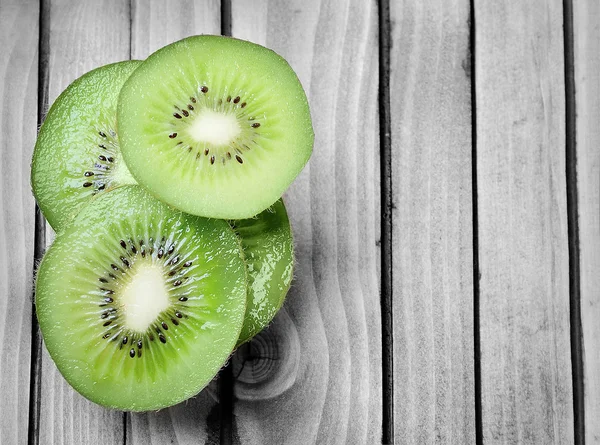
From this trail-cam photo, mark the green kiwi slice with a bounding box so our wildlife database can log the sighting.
[35,186,247,411]
[32,61,140,231]
[232,199,294,346]
[118,35,313,219]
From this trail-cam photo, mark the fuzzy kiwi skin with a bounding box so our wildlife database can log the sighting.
[35,185,247,411]
[31,61,140,232]
[233,199,294,346]
[118,35,313,220]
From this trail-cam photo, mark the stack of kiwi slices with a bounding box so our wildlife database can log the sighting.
[31,35,311,411]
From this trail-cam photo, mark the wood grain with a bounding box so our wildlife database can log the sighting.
[3,1,592,443]
[0,1,38,443]
[573,1,600,442]
[475,1,574,442]
[127,384,220,445]
[127,2,222,443]
[389,0,475,443]
[36,1,130,443]
[130,0,220,59]
[230,1,382,443]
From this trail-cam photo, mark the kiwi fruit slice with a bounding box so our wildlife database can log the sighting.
[232,199,294,346]
[32,61,140,231]
[35,186,247,411]
[118,35,313,219]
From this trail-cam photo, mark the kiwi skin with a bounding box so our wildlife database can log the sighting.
[35,185,247,411]
[32,61,140,231]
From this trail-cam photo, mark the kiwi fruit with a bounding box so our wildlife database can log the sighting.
[32,61,140,231]
[118,35,313,219]
[232,199,294,346]
[35,186,247,411]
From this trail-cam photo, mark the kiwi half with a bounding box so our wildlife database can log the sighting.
[35,186,247,411]
[233,199,294,346]
[118,35,313,219]
[32,61,140,231]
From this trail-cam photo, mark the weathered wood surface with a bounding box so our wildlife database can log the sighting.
[574,0,600,443]
[127,1,221,443]
[230,0,382,443]
[2,0,599,443]
[389,0,475,443]
[130,0,220,59]
[0,1,38,444]
[475,0,574,443]
[36,1,129,443]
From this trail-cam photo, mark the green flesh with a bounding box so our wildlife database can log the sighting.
[118,35,313,219]
[35,186,247,411]
[233,199,294,346]
[32,61,140,231]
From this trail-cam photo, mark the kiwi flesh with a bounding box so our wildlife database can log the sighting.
[32,61,140,231]
[118,35,313,219]
[35,186,247,411]
[232,199,294,346]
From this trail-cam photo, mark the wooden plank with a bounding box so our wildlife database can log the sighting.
[475,1,573,442]
[573,0,600,442]
[230,1,382,443]
[130,0,220,58]
[127,382,220,445]
[127,2,222,444]
[389,0,475,443]
[36,1,130,442]
[0,1,38,443]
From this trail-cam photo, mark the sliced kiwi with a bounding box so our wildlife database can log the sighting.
[232,199,294,346]
[118,35,313,219]
[35,186,247,411]
[32,61,140,231]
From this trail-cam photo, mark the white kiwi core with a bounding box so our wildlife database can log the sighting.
[187,109,241,146]
[120,262,170,332]
[112,158,137,186]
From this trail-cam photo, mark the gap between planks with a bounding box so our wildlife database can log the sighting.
[469,0,483,444]
[29,0,50,442]
[562,0,585,442]
[378,0,393,443]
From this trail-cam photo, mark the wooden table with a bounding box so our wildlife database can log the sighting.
[1,0,598,443]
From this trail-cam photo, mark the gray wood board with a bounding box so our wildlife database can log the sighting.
[0,0,39,444]
[36,1,130,443]
[390,0,475,443]
[230,0,382,443]
[573,0,600,442]
[127,1,222,443]
[475,0,574,442]
[130,0,220,59]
